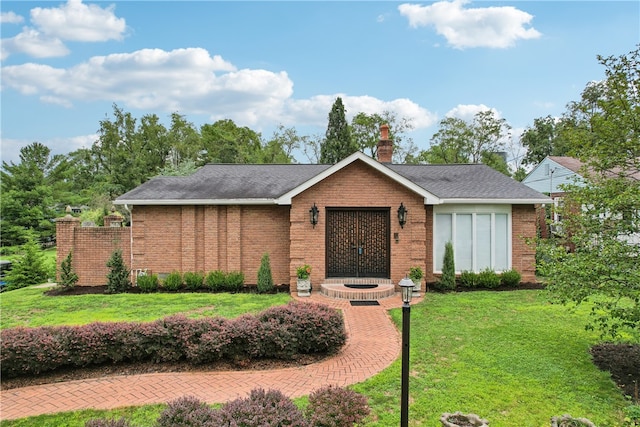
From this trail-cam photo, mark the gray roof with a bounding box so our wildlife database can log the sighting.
[115,156,548,205]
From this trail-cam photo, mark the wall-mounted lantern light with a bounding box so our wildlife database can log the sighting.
[309,203,319,228]
[397,202,408,228]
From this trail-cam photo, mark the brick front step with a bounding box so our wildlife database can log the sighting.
[319,282,396,300]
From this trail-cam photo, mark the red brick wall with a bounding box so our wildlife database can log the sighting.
[289,160,427,289]
[128,204,290,284]
[56,216,130,286]
[512,204,538,282]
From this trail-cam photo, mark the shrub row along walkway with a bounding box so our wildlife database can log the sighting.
[0,293,405,421]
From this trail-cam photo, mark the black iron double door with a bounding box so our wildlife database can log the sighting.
[326,208,390,278]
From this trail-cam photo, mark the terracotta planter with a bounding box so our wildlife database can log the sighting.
[296,278,311,297]
[440,412,489,427]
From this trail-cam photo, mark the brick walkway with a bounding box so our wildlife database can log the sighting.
[0,293,408,421]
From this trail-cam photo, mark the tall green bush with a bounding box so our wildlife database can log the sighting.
[183,271,204,291]
[439,241,456,290]
[257,253,274,294]
[162,271,183,291]
[106,249,131,294]
[4,234,49,291]
[58,251,78,289]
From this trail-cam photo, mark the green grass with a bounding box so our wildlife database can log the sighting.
[354,291,630,426]
[1,290,633,427]
[0,286,292,329]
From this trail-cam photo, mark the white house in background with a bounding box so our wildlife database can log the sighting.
[522,156,586,236]
[522,156,586,197]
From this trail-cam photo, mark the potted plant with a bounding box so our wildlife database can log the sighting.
[440,412,489,427]
[296,264,312,297]
[409,266,424,297]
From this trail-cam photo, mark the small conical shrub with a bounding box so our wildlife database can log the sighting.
[257,253,274,293]
[106,249,131,294]
[59,251,79,289]
[439,241,456,290]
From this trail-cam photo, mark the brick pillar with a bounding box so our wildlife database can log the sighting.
[103,214,123,227]
[55,214,80,282]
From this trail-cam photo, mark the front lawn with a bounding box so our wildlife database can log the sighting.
[0,286,292,329]
[1,290,633,426]
[355,290,631,426]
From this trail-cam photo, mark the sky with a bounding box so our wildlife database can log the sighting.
[1,0,638,166]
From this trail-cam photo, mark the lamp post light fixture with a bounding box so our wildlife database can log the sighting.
[398,276,414,427]
[309,203,319,228]
[397,203,407,228]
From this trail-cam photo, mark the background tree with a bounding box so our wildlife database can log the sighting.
[350,111,417,163]
[417,110,511,175]
[320,97,357,164]
[1,143,62,246]
[4,233,50,290]
[200,119,263,164]
[542,45,640,338]
[520,115,571,166]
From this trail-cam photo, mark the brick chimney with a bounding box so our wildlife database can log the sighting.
[377,124,393,163]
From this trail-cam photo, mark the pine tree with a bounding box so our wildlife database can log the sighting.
[4,234,49,291]
[320,97,357,164]
[106,249,131,294]
[440,241,456,290]
[257,252,274,293]
[59,251,79,289]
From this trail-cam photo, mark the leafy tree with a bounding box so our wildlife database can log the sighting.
[58,251,79,289]
[106,249,131,294]
[200,119,262,164]
[166,112,203,169]
[257,252,274,293]
[417,110,511,174]
[320,97,357,164]
[1,142,60,245]
[542,46,640,338]
[520,115,571,166]
[350,111,417,163]
[4,234,49,291]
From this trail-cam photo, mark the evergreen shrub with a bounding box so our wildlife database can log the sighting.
[183,271,204,291]
[136,273,158,293]
[257,253,274,293]
[477,268,501,289]
[204,270,225,292]
[459,270,478,288]
[162,271,183,291]
[500,269,522,287]
[106,249,131,294]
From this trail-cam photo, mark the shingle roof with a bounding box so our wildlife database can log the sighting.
[388,164,547,200]
[115,156,548,205]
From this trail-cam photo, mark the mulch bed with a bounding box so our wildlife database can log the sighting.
[44,284,290,296]
[590,343,640,401]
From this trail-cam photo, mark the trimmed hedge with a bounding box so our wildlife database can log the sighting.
[0,302,346,378]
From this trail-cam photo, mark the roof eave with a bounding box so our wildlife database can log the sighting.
[113,198,278,206]
[440,198,551,205]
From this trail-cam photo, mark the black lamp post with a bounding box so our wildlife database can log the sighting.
[399,276,414,427]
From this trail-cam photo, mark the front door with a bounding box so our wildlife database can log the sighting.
[326,208,390,278]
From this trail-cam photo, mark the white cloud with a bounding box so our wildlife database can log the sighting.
[1,47,438,132]
[30,0,126,42]
[445,104,499,121]
[1,28,69,60]
[1,11,24,24]
[2,0,126,59]
[398,0,541,49]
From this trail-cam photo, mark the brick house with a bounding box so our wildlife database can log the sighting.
[57,126,549,291]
